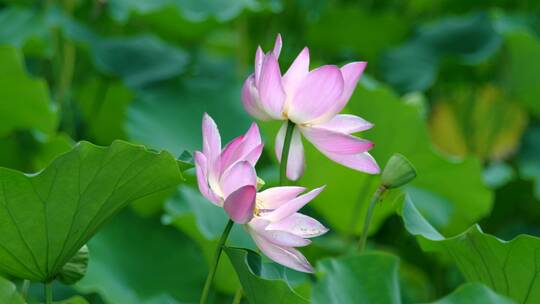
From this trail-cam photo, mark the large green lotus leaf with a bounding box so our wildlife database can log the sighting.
[107,0,259,23]
[0,45,57,137]
[503,30,540,117]
[517,125,540,200]
[381,13,501,93]
[312,252,401,304]
[397,259,435,303]
[126,59,251,155]
[75,209,206,303]
[427,283,514,304]
[224,247,310,304]
[126,7,218,41]
[0,277,24,304]
[162,186,255,293]
[381,41,439,94]
[414,13,501,61]
[90,34,189,88]
[0,7,52,56]
[296,82,492,237]
[0,140,183,282]
[400,196,540,303]
[311,252,511,304]
[0,7,41,46]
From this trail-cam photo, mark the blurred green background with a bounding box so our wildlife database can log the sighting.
[0,0,539,303]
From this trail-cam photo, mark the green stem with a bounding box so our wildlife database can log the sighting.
[279,120,295,186]
[21,280,30,300]
[200,220,235,304]
[45,281,53,304]
[231,287,243,304]
[358,185,386,251]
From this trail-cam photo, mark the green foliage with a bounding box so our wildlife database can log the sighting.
[91,35,189,88]
[75,80,133,145]
[401,196,540,303]
[518,126,540,199]
[106,0,260,23]
[0,133,73,172]
[306,6,410,63]
[126,63,251,155]
[0,45,56,137]
[381,13,501,93]
[0,140,183,282]
[503,30,540,117]
[75,210,206,303]
[0,277,24,304]
[0,1,539,303]
[313,252,401,304]
[226,245,514,303]
[0,7,52,56]
[427,283,514,304]
[58,296,90,304]
[225,247,309,304]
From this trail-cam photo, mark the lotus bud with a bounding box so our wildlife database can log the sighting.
[381,154,416,189]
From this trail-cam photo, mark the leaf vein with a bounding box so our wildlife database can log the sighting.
[51,150,146,273]
[0,179,45,278]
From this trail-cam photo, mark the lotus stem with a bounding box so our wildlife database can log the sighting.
[200,219,235,304]
[358,185,386,251]
[45,281,53,304]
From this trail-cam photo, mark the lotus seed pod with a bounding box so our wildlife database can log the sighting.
[256,177,266,191]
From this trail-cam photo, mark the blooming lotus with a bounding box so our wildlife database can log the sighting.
[246,185,328,273]
[194,114,328,273]
[194,113,263,224]
[242,35,380,180]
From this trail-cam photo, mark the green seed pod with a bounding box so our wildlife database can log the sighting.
[58,245,89,285]
[256,177,266,191]
[381,154,417,189]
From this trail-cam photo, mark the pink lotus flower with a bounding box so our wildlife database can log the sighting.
[242,35,380,180]
[245,185,328,273]
[194,114,328,272]
[194,113,264,224]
